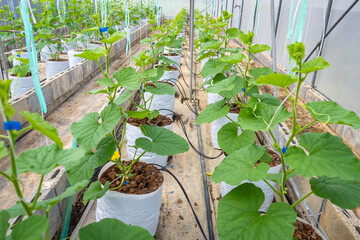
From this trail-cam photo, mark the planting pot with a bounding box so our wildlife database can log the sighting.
[96,162,163,236]
[220,157,282,212]
[159,69,180,84]
[162,53,182,70]
[40,44,57,62]
[9,74,34,98]
[207,93,224,105]
[45,59,69,79]
[61,38,75,54]
[211,112,240,149]
[164,46,183,55]
[87,42,103,49]
[126,122,173,167]
[295,217,326,239]
[68,49,84,68]
[11,49,29,66]
[144,83,175,118]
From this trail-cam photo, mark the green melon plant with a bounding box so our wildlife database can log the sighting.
[211,42,360,240]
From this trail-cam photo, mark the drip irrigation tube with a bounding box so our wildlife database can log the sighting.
[157,108,223,160]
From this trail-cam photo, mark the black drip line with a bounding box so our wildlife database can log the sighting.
[138,163,208,240]
[156,108,223,160]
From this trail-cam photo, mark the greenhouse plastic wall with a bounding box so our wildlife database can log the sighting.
[212,0,360,117]
[159,0,206,17]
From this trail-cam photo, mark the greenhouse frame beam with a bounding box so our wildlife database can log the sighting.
[230,0,235,26]
[238,0,244,30]
[189,0,195,99]
[275,0,283,37]
[305,0,359,63]
[310,0,333,87]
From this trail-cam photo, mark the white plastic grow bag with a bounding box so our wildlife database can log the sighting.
[96,162,163,236]
[61,39,75,54]
[211,113,240,149]
[220,163,282,212]
[126,123,173,167]
[45,59,69,79]
[164,46,183,55]
[144,91,175,118]
[68,49,84,68]
[9,75,34,98]
[40,44,57,62]
[162,54,182,70]
[160,70,180,84]
[11,49,29,66]
[87,42,103,49]
[207,93,224,105]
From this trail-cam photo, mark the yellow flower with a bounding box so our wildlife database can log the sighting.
[111,151,120,161]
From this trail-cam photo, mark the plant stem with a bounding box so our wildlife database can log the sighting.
[295,120,317,135]
[0,134,9,139]
[31,175,44,209]
[263,179,281,196]
[46,210,50,240]
[0,171,12,181]
[0,100,32,216]
[225,115,236,124]
[291,191,313,207]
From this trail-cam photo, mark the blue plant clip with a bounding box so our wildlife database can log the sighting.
[142,89,146,93]
[16,55,20,57]
[170,191,174,194]
[100,27,108,33]
[4,121,21,131]
[123,181,128,186]
[281,146,288,154]
[152,42,155,45]
[242,88,246,92]
[217,51,220,54]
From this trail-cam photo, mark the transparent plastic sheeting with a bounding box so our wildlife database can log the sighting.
[157,0,207,17]
[213,0,360,117]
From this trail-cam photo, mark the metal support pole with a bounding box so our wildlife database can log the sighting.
[230,0,235,27]
[275,0,283,37]
[189,0,195,99]
[305,0,359,62]
[0,36,9,81]
[252,0,259,32]
[310,0,333,87]
[238,0,244,30]
[225,0,228,12]
[270,0,279,142]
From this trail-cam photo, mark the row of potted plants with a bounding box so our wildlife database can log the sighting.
[194,10,360,239]
[0,0,157,98]
[0,8,189,239]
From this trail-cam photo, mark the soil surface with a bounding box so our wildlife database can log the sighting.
[128,114,173,127]
[227,103,242,113]
[10,72,31,77]
[146,81,174,88]
[48,58,69,62]
[163,53,179,56]
[99,161,164,194]
[293,220,323,240]
[255,148,282,167]
[156,65,178,71]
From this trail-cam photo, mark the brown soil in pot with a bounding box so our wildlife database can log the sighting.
[293,220,323,240]
[48,58,68,62]
[89,41,102,45]
[128,114,173,127]
[99,161,164,194]
[255,148,282,167]
[10,72,31,77]
[163,53,179,57]
[156,65,178,71]
[227,103,242,113]
[146,81,174,88]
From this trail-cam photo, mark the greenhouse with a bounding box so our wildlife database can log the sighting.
[0,0,360,239]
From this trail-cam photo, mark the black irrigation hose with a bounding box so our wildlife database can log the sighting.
[157,108,223,160]
[138,163,208,240]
